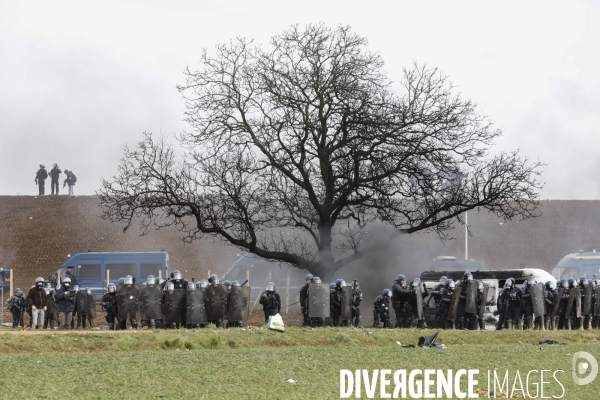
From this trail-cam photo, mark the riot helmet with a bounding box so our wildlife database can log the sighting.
[199,279,208,288]
[382,288,391,298]
[118,277,125,285]
[305,274,314,283]
[335,279,345,288]
[440,276,448,286]
[396,274,406,283]
[146,275,155,285]
[173,270,183,280]
[208,274,219,284]
[506,278,515,288]
[124,275,133,285]
[351,281,360,290]
[412,278,421,287]
[593,273,599,280]
[580,277,588,286]
[223,280,232,287]
[561,279,569,289]
[596,279,600,287]
[477,280,484,291]
[548,281,556,291]
[44,288,50,296]
[568,278,577,288]
[445,278,454,286]
[187,282,196,290]
[448,281,456,290]
[166,282,175,292]
[463,271,473,282]
[232,280,241,287]
[35,276,44,287]
[73,285,80,292]
[330,282,336,290]
[526,276,536,286]
[313,277,322,284]
[107,283,116,293]
[86,288,92,295]
[266,282,275,291]
[16,289,24,297]
[158,278,165,285]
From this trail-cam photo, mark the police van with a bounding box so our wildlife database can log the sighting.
[48,251,170,300]
[419,266,556,327]
[552,250,600,280]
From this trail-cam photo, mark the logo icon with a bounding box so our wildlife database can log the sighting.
[572,351,598,386]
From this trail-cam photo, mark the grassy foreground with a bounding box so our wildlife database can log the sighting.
[0,327,598,399]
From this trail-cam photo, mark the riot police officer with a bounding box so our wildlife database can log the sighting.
[544,281,557,330]
[521,276,536,330]
[73,285,88,329]
[43,288,58,329]
[391,274,411,328]
[495,281,511,330]
[300,274,313,326]
[476,280,485,330]
[308,277,327,327]
[556,279,570,329]
[227,280,245,328]
[456,271,475,329]
[259,282,281,324]
[373,289,392,328]
[100,283,118,330]
[568,278,582,330]
[408,278,428,328]
[351,280,362,327]
[330,279,345,327]
[206,274,224,327]
[430,276,448,329]
[169,270,188,290]
[504,278,522,330]
[440,279,456,329]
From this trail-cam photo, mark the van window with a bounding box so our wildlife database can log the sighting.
[105,264,137,281]
[77,264,102,280]
[486,287,496,305]
[140,264,162,279]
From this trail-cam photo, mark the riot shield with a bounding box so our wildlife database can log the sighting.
[205,284,226,320]
[163,289,186,325]
[139,285,163,320]
[340,286,353,320]
[117,284,140,320]
[447,287,462,320]
[564,288,581,318]
[530,283,545,318]
[478,286,490,319]
[594,286,600,317]
[75,292,87,314]
[465,281,478,314]
[551,288,564,318]
[582,285,592,316]
[308,283,330,318]
[222,284,230,320]
[228,286,250,322]
[416,285,424,320]
[186,289,207,326]
[574,287,582,318]
[87,294,96,319]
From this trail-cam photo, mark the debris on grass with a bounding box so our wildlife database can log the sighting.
[287,379,296,384]
[539,340,564,345]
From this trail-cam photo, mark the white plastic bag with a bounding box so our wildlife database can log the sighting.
[268,313,285,332]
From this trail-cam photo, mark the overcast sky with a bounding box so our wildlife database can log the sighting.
[1,0,599,198]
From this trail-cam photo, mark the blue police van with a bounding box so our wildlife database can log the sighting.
[48,251,170,300]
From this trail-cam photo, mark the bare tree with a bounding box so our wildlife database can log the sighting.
[98,24,543,280]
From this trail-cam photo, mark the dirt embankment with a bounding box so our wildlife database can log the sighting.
[0,195,238,293]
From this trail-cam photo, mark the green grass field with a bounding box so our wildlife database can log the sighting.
[1,327,598,399]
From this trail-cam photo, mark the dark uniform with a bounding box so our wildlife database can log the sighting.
[373,289,392,328]
[430,278,447,329]
[556,281,570,330]
[49,165,61,195]
[391,275,411,328]
[74,288,88,329]
[440,281,455,329]
[34,165,48,195]
[8,290,26,328]
[495,284,508,330]
[521,279,535,330]
[504,279,522,330]
[100,284,118,330]
[259,286,281,324]
[351,281,362,327]
[43,289,58,329]
[330,281,344,327]
[299,274,313,327]
[544,282,557,330]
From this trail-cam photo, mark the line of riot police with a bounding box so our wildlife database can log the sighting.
[299,275,363,328]
[98,271,250,330]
